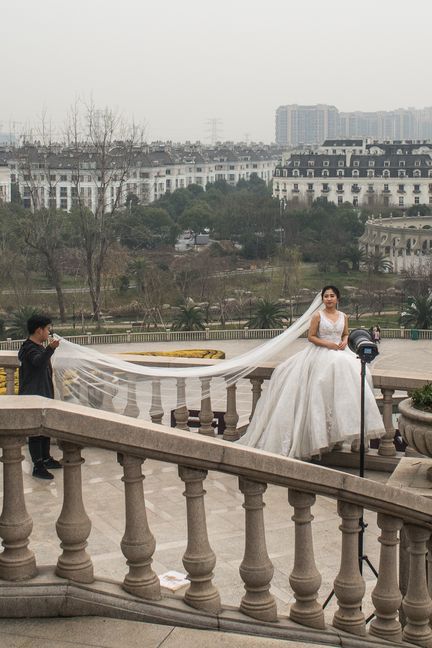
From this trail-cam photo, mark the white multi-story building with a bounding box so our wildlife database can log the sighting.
[0,163,11,203]
[273,139,432,210]
[2,143,281,212]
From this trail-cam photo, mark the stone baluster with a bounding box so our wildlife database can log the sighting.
[0,436,36,580]
[288,489,324,629]
[249,377,263,422]
[332,501,366,636]
[370,513,403,643]
[238,477,277,621]
[149,379,163,425]
[101,375,116,413]
[179,466,221,612]
[427,536,432,599]
[55,442,93,583]
[378,388,396,457]
[5,368,15,395]
[118,454,160,599]
[402,524,432,647]
[123,374,140,418]
[174,378,189,431]
[223,383,239,441]
[199,378,214,436]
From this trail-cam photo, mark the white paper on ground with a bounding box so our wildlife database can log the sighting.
[159,570,190,591]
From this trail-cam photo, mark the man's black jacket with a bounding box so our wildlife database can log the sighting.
[18,339,55,398]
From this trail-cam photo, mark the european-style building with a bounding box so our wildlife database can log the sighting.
[273,139,432,210]
[1,142,281,212]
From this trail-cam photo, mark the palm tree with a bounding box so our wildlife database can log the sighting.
[248,299,287,329]
[7,306,39,339]
[366,251,393,274]
[171,304,206,331]
[401,294,432,329]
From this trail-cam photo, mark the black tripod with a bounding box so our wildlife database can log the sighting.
[323,355,378,622]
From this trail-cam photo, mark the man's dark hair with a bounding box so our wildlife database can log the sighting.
[27,315,52,335]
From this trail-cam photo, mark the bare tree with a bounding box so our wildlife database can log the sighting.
[66,102,144,321]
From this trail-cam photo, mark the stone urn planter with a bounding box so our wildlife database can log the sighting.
[398,397,432,458]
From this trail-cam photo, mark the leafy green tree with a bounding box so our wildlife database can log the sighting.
[117,206,178,249]
[178,201,214,234]
[247,299,287,329]
[171,304,206,331]
[7,306,40,339]
[406,204,431,216]
[401,294,432,329]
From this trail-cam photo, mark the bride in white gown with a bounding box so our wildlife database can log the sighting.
[238,285,385,459]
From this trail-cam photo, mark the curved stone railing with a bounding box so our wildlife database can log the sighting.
[1,351,431,472]
[0,396,431,646]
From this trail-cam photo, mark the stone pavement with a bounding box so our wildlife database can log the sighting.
[94,337,432,375]
[0,617,340,648]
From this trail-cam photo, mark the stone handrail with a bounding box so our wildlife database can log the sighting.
[0,396,431,646]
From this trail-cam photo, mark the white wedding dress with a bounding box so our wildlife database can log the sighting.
[238,311,385,459]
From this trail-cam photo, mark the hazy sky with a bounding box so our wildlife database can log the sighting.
[2,0,431,143]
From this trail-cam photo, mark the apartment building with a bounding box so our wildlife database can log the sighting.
[273,139,432,210]
[2,143,281,212]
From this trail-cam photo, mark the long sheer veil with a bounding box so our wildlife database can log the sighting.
[52,293,323,427]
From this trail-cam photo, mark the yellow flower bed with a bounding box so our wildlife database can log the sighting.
[0,368,19,395]
[124,349,226,360]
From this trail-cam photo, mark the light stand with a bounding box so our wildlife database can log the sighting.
[323,330,379,618]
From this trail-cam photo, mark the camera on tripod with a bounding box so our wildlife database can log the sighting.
[348,329,379,363]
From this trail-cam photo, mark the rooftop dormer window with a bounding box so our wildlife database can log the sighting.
[353,161,359,167]
[384,161,390,167]
[414,169,421,177]
[308,160,315,167]
[293,169,300,177]
[294,161,300,167]
[322,169,329,177]
[399,161,405,167]
[415,160,421,167]
[368,161,375,167]
[307,169,314,177]
[398,170,406,177]
[383,169,390,178]
[338,160,344,167]
[367,169,374,177]
[352,169,359,177]
[337,169,344,177]
[323,161,329,167]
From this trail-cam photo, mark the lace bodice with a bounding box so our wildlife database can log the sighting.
[318,311,345,343]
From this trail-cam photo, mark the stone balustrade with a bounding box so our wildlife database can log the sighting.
[1,351,431,473]
[0,396,431,647]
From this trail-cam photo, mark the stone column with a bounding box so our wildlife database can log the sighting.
[288,489,324,629]
[5,368,15,395]
[238,477,277,621]
[55,442,93,583]
[378,388,396,457]
[370,513,402,642]
[223,383,239,441]
[402,524,432,647]
[179,466,221,612]
[118,453,160,599]
[123,375,140,418]
[249,377,263,422]
[199,378,214,436]
[0,436,36,580]
[332,501,366,636]
[149,379,163,425]
[174,378,189,431]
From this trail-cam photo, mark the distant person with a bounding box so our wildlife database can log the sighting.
[18,315,62,480]
[372,324,381,344]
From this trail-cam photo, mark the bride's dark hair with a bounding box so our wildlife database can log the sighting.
[321,285,340,299]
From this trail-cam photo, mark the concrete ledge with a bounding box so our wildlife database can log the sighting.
[0,569,416,648]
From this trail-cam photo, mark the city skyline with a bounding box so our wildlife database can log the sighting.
[2,0,432,143]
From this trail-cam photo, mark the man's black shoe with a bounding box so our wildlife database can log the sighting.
[44,456,62,469]
[33,462,54,480]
